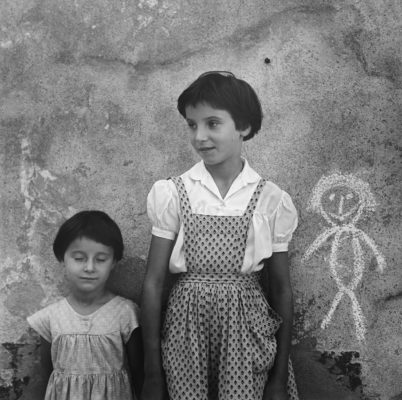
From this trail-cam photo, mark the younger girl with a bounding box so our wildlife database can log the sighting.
[141,72,299,400]
[27,210,143,400]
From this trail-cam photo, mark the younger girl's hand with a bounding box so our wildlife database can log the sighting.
[263,380,289,400]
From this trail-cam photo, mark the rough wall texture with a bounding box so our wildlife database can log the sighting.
[1,0,401,399]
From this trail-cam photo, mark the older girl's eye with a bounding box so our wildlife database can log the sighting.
[187,122,196,130]
[208,120,219,128]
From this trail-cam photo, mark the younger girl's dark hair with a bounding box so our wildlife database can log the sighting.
[53,210,124,262]
[177,71,263,141]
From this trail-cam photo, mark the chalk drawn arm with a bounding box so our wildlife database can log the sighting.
[302,227,337,263]
[358,230,386,272]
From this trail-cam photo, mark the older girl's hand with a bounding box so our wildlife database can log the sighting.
[140,375,167,400]
[263,380,289,400]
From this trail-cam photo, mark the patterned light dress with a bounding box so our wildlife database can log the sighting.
[161,176,299,400]
[27,296,140,400]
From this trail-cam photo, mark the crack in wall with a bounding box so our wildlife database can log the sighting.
[344,30,402,86]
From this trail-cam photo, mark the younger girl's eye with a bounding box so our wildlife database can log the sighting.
[74,257,85,262]
[208,120,219,128]
[187,121,196,130]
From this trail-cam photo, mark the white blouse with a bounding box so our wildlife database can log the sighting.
[147,160,298,274]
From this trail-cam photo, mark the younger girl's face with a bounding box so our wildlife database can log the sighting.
[62,237,115,295]
[185,103,250,167]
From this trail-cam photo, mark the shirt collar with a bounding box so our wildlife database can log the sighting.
[188,159,261,193]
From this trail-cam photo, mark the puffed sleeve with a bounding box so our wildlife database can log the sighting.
[27,307,51,342]
[147,179,180,240]
[121,300,140,344]
[270,190,298,252]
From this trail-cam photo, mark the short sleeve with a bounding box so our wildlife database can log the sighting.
[121,300,140,344]
[270,190,298,252]
[147,180,180,240]
[27,307,52,342]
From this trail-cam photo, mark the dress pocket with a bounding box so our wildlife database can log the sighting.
[246,304,282,373]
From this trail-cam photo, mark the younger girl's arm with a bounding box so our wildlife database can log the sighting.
[140,235,175,400]
[263,251,294,400]
[126,327,144,398]
[40,337,53,396]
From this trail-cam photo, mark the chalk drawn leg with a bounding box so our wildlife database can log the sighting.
[321,231,366,342]
[321,289,344,329]
[321,232,346,329]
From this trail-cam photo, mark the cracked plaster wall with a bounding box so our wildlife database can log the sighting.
[0,0,401,399]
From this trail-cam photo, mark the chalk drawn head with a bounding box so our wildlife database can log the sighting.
[307,172,376,226]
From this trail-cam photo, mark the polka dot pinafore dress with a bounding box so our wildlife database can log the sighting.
[161,176,299,400]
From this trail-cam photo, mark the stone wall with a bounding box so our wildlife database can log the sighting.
[1,0,401,398]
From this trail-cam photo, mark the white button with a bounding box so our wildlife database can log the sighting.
[82,319,91,331]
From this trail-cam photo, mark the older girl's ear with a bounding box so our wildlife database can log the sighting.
[239,126,251,138]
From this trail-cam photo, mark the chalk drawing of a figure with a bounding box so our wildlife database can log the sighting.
[302,172,386,342]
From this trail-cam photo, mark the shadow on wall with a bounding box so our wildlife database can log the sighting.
[292,338,363,400]
[107,255,147,304]
[0,341,44,400]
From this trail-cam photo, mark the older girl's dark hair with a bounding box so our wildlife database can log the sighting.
[177,72,263,141]
[53,210,124,262]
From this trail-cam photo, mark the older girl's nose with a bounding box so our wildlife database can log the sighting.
[195,126,208,141]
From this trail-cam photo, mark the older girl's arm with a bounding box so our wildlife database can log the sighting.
[126,327,144,398]
[140,235,175,400]
[263,251,294,400]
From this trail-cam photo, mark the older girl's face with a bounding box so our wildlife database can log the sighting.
[185,103,250,168]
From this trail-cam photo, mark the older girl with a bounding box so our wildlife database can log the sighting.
[141,72,299,400]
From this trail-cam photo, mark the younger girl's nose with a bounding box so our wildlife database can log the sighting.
[84,259,95,272]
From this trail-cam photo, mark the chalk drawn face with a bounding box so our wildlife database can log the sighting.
[321,186,361,223]
[308,172,377,226]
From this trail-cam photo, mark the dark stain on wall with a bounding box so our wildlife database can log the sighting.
[107,255,146,304]
[27,118,54,167]
[0,118,25,173]
[0,344,32,400]
[292,338,363,399]
[384,291,402,303]
[318,351,362,392]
